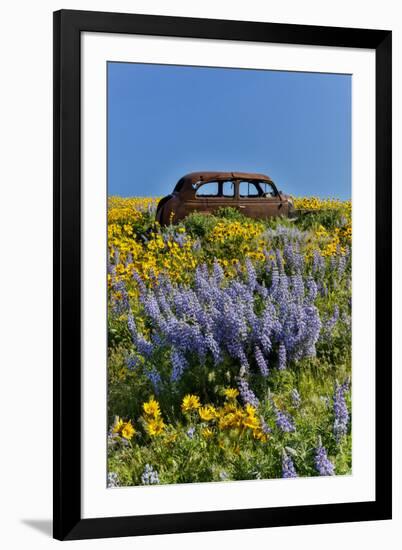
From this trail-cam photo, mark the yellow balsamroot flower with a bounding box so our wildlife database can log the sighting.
[199,405,217,422]
[223,388,239,400]
[243,415,260,431]
[111,416,136,440]
[293,196,350,212]
[121,421,136,440]
[107,196,199,286]
[201,427,214,439]
[181,394,201,413]
[243,404,260,430]
[208,220,264,248]
[108,196,160,219]
[145,417,166,437]
[245,404,257,417]
[112,416,124,434]
[252,428,268,443]
[143,398,161,418]
[315,225,328,239]
[218,414,232,430]
[219,411,243,431]
[222,401,238,414]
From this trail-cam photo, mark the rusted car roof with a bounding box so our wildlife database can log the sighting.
[177,171,274,187]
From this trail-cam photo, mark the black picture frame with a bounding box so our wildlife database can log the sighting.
[53,9,392,541]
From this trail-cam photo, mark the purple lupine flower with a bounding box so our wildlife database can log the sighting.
[237,377,259,407]
[305,276,318,304]
[300,304,322,357]
[107,471,120,488]
[112,246,120,265]
[284,242,304,274]
[254,345,269,377]
[127,311,137,343]
[141,464,160,485]
[136,335,154,357]
[259,416,271,434]
[245,257,257,290]
[291,388,301,408]
[321,305,339,341]
[142,293,166,329]
[333,381,349,441]
[337,252,347,279]
[293,243,304,273]
[128,257,324,387]
[125,252,133,267]
[275,249,284,272]
[264,225,307,247]
[314,445,335,476]
[282,452,297,478]
[127,307,153,356]
[275,408,295,432]
[258,300,277,355]
[283,242,295,271]
[187,426,195,439]
[278,343,287,370]
[174,233,186,248]
[145,367,162,393]
[291,274,305,302]
[131,269,147,295]
[271,271,289,307]
[255,282,269,299]
[312,249,325,276]
[270,267,280,296]
[171,348,188,382]
[213,260,224,285]
[111,279,130,314]
[205,332,221,365]
[126,355,139,370]
[341,377,351,392]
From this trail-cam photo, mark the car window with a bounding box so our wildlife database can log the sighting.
[222,181,235,197]
[239,181,261,198]
[259,182,277,197]
[195,182,219,197]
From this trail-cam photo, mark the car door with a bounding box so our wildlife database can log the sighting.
[182,180,218,217]
[192,180,236,215]
[237,180,283,219]
[204,180,236,213]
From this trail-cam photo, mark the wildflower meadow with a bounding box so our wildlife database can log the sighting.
[107,197,352,487]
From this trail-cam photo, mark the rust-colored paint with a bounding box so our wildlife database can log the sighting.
[155,171,295,225]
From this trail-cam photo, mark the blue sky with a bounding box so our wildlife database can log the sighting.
[108,62,351,199]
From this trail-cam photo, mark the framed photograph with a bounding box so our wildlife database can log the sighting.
[53,9,392,541]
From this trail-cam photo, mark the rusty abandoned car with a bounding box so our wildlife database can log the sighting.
[156,171,295,225]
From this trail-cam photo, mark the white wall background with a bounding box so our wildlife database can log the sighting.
[0,0,400,548]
